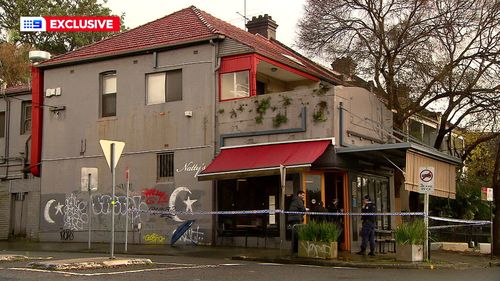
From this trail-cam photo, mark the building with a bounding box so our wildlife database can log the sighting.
[29,6,460,250]
[0,85,40,241]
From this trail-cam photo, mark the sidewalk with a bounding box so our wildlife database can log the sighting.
[1,240,498,270]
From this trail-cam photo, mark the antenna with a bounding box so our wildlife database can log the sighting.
[236,0,249,30]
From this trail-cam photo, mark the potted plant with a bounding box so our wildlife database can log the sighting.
[297,221,341,259]
[394,219,425,262]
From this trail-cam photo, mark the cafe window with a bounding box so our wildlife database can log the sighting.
[220,71,249,100]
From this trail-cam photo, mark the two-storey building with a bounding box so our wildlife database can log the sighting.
[29,6,460,251]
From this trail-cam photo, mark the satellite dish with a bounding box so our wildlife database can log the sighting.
[29,50,51,63]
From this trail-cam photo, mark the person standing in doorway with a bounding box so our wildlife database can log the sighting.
[357,195,376,256]
[288,190,306,253]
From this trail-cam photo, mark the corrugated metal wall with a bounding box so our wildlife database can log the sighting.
[0,183,10,240]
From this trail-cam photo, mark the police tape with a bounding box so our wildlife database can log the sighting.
[429,223,490,230]
[136,209,425,217]
[429,216,491,225]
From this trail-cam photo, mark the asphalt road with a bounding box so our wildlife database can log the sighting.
[0,251,499,281]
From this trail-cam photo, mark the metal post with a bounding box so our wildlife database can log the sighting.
[125,168,129,253]
[490,201,493,260]
[279,165,286,247]
[424,192,429,261]
[110,143,115,259]
[88,173,92,250]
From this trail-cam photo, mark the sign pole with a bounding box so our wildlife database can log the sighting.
[125,168,129,253]
[490,201,493,260]
[110,143,115,259]
[279,165,286,249]
[424,192,429,261]
[88,173,92,250]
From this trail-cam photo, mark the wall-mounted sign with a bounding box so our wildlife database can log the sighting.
[481,187,493,202]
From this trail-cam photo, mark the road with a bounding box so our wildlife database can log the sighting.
[0,251,499,281]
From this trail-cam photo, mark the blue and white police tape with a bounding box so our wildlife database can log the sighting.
[429,216,491,225]
[136,209,425,217]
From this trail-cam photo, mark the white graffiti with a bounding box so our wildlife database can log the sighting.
[92,194,148,224]
[302,241,332,258]
[173,225,205,244]
[176,161,206,178]
[64,194,88,230]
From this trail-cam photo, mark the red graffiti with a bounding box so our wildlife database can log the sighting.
[142,188,169,206]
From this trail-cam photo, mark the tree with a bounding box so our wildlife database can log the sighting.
[297,0,498,136]
[297,0,499,255]
[0,42,31,87]
[0,0,126,55]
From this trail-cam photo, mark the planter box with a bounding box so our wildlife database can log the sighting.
[479,243,491,254]
[396,244,423,262]
[298,241,338,259]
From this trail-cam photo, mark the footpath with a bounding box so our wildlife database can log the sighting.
[0,240,498,270]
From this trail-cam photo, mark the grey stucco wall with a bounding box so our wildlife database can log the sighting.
[39,43,216,245]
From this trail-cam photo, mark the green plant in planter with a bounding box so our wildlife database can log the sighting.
[394,219,426,245]
[298,221,341,243]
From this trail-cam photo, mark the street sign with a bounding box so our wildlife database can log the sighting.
[481,187,493,202]
[419,167,435,193]
[81,167,98,191]
[99,140,125,170]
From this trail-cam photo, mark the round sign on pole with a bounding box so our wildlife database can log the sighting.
[418,167,435,193]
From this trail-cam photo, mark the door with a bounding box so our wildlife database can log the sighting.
[303,173,324,222]
[10,192,28,237]
[350,175,390,252]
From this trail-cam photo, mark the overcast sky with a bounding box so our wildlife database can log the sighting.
[105,0,307,48]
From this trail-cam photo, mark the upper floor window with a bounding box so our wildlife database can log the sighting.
[100,72,117,117]
[21,101,31,134]
[220,70,249,100]
[0,111,5,138]
[146,69,182,105]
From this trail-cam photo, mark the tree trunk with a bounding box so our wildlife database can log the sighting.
[492,140,500,256]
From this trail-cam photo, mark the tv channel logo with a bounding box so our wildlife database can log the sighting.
[20,17,46,32]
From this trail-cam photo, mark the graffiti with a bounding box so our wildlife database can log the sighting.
[173,225,204,245]
[176,161,206,178]
[301,241,332,258]
[91,194,148,224]
[60,228,74,241]
[144,233,166,244]
[169,186,194,222]
[142,188,169,207]
[64,194,88,230]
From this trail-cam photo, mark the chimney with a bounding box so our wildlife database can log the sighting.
[331,57,357,81]
[246,14,278,40]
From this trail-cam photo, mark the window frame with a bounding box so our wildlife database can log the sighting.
[146,69,183,105]
[100,71,117,118]
[219,70,250,101]
[20,101,32,135]
[0,111,5,138]
[157,152,174,182]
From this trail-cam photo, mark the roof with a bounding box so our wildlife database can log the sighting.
[5,84,31,95]
[39,6,341,84]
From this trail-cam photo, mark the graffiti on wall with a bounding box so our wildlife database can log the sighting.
[143,232,166,244]
[172,225,205,245]
[42,186,200,227]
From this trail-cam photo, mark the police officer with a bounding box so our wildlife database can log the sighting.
[357,195,376,256]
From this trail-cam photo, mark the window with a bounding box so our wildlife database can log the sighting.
[256,80,266,95]
[100,72,117,117]
[21,101,31,134]
[0,112,4,138]
[157,152,174,182]
[220,71,249,100]
[146,69,182,105]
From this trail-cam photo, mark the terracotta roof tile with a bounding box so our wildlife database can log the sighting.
[40,6,340,84]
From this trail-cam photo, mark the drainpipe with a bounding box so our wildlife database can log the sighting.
[339,102,345,147]
[0,83,10,180]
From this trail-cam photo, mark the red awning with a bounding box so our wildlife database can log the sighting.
[198,139,332,180]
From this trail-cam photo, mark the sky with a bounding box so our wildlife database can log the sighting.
[105,0,307,48]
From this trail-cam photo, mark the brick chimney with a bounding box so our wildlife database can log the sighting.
[246,14,278,40]
[331,57,357,81]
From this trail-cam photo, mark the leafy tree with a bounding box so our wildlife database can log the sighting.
[0,0,126,55]
[0,42,31,87]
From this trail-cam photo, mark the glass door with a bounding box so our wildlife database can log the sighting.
[303,173,324,222]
